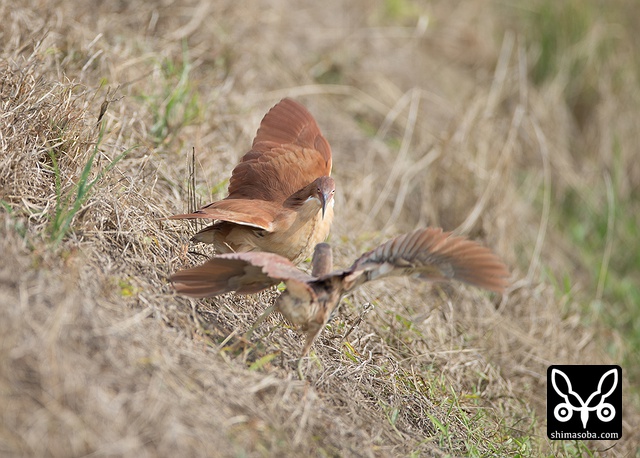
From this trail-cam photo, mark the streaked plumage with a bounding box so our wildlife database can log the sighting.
[171,228,510,355]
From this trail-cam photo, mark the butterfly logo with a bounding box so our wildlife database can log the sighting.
[551,368,618,428]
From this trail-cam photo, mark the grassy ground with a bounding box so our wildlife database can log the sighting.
[1,0,639,456]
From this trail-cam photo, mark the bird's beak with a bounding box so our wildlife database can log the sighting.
[320,191,331,219]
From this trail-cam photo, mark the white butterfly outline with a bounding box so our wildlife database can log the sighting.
[551,368,618,428]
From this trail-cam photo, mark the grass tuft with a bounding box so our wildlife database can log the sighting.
[142,43,202,146]
[1,0,639,456]
[47,124,130,246]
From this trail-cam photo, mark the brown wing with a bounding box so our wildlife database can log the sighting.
[250,98,331,167]
[167,199,286,231]
[227,99,332,203]
[343,228,510,293]
[170,252,314,297]
[228,146,329,203]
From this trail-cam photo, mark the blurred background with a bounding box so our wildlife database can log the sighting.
[1,0,639,455]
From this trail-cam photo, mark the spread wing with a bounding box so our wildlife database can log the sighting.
[249,98,332,167]
[170,252,314,297]
[342,228,510,293]
[227,98,332,202]
[167,199,285,231]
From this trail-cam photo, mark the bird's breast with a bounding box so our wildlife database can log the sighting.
[277,293,318,329]
[255,197,332,264]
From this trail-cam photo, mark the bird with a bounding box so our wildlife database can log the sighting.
[169,98,335,265]
[170,228,510,356]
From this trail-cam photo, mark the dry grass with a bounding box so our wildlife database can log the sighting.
[1,0,639,456]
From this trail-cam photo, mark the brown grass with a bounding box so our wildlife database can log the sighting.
[1,0,639,456]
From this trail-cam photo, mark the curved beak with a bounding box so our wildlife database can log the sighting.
[320,190,332,219]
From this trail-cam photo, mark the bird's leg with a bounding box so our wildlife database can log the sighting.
[300,323,323,357]
[296,356,308,381]
[294,323,323,379]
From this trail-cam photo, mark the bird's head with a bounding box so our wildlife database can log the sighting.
[311,242,333,277]
[285,176,336,218]
[313,176,335,219]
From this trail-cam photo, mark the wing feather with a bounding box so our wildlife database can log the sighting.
[343,228,509,293]
[226,99,331,203]
[227,145,329,202]
[170,252,313,297]
[169,99,331,223]
[168,199,284,231]
[252,98,332,166]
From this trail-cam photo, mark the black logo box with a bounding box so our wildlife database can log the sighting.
[547,365,622,439]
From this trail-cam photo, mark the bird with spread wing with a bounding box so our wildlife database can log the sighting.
[169,98,334,264]
[170,228,510,356]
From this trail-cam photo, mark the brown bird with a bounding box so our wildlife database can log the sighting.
[170,228,510,356]
[170,98,334,264]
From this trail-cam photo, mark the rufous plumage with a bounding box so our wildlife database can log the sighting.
[170,98,334,264]
[171,228,510,355]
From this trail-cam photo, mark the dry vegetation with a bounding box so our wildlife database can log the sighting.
[1,0,639,456]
